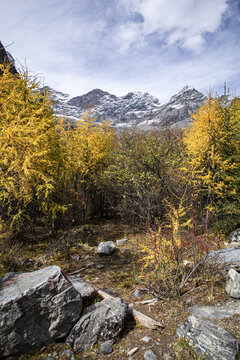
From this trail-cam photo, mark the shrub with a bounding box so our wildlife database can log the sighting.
[138,200,218,297]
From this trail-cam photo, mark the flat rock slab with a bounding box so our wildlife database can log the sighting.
[66,297,128,352]
[207,247,240,269]
[189,300,240,320]
[0,266,82,357]
[68,275,97,300]
[177,315,238,360]
[177,300,240,359]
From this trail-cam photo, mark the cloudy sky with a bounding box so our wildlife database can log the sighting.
[1,0,240,101]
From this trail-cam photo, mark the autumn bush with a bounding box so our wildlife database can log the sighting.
[138,200,219,297]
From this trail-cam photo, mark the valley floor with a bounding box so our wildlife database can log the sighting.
[1,221,236,360]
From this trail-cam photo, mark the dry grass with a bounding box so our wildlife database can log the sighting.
[0,221,231,360]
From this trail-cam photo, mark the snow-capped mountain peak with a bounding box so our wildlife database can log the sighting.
[44,86,206,129]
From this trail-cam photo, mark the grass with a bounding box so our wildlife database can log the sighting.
[176,339,207,359]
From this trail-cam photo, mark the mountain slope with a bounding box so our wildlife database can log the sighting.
[45,85,206,129]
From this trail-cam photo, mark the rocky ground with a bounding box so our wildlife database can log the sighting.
[1,221,240,360]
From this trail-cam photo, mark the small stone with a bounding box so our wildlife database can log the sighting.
[116,238,128,246]
[85,255,90,259]
[96,264,105,269]
[127,347,139,356]
[141,336,152,343]
[61,349,75,359]
[226,269,240,298]
[103,288,117,296]
[144,349,157,360]
[52,351,58,357]
[162,353,173,360]
[129,303,134,308]
[73,255,80,261]
[101,342,113,354]
[133,288,144,299]
[98,241,116,255]
[228,229,240,243]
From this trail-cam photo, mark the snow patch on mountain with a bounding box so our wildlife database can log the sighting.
[44,85,206,129]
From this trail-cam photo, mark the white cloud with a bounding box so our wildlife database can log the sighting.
[0,0,239,102]
[113,22,144,52]
[120,0,228,52]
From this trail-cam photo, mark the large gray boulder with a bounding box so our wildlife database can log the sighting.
[97,241,115,255]
[0,266,82,357]
[66,297,128,352]
[177,299,240,360]
[177,315,238,360]
[226,269,240,298]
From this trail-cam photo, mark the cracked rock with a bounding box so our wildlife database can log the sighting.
[0,266,82,357]
[66,297,128,352]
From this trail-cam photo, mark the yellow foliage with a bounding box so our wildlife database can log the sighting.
[0,65,66,231]
[139,201,189,285]
[183,94,240,216]
[138,199,215,297]
[57,113,115,186]
[183,96,223,175]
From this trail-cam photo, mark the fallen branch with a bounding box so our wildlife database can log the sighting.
[69,268,86,275]
[97,289,164,330]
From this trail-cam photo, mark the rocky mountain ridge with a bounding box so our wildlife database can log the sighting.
[44,85,206,129]
[0,41,18,75]
[1,41,206,129]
